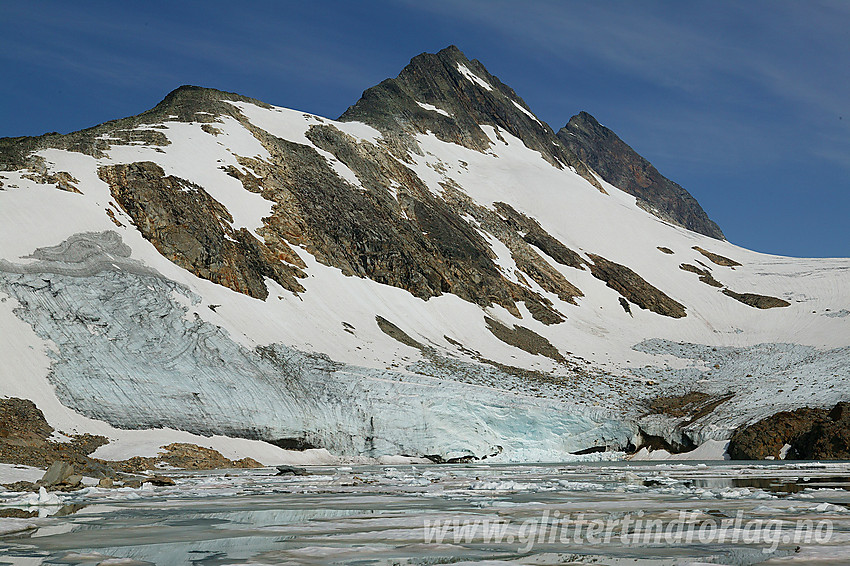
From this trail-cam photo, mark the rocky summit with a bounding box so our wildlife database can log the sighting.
[0,46,848,466]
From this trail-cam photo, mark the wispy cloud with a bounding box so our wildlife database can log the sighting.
[0,1,386,101]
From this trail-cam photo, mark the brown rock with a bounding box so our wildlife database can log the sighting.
[722,289,790,309]
[484,317,565,363]
[587,254,686,318]
[679,263,723,288]
[144,475,176,486]
[232,457,262,469]
[693,246,741,267]
[728,402,850,460]
[0,398,53,442]
[97,161,305,300]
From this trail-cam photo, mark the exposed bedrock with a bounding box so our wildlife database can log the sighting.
[587,254,687,318]
[728,403,850,460]
[232,121,571,323]
[721,289,790,309]
[98,162,304,299]
[338,45,603,191]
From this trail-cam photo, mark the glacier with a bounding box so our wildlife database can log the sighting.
[0,231,634,462]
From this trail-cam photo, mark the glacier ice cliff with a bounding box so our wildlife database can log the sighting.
[0,232,635,461]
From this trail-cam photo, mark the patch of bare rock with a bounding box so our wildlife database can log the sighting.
[679,263,723,288]
[0,397,261,492]
[693,246,741,267]
[722,288,790,309]
[587,253,686,318]
[729,402,850,460]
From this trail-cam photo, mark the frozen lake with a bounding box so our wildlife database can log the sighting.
[2,461,850,565]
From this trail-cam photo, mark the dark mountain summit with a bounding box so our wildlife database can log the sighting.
[558,111,724,240]
[338,45,603,191]
[341,46,723,239]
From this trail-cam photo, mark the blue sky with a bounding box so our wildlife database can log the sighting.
[2,1,848,257]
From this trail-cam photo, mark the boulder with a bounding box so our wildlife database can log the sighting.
[143,475,176,486]
[40,461,74,486]
[276,465,308,476]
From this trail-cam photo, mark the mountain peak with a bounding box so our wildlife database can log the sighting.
[339,46,602,189]
[145,85,273,123]
[559,111,725,240]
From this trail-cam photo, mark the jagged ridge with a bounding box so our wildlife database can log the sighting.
[558,111,724,239]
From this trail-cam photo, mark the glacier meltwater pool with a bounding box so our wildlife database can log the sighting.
[1,461,850,565]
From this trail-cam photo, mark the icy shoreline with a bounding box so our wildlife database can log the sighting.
[3,461,850,565]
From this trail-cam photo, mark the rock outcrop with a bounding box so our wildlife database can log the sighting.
[0,398,111,478]
[693,246,740,267]
[728,402,850,460]
[98,161,305,299]
[679,263,723,288]
[0,397,262,487]
[111,443,262,472]
[587,254,687,318]
[484,317,565,363]
[722,289,790,309]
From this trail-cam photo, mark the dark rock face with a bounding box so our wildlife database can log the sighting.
[693,246,740,267]
[98,161,305,300]
[484,317,565,363]
[680,263,723,288]
[339,45,604,192]
[798,403,850,459]
[722,289,790,309]
[728,403,850,460]
[558,112,724,239]
[587,254,687,318]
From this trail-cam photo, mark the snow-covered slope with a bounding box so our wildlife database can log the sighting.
[0,47,847,463]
